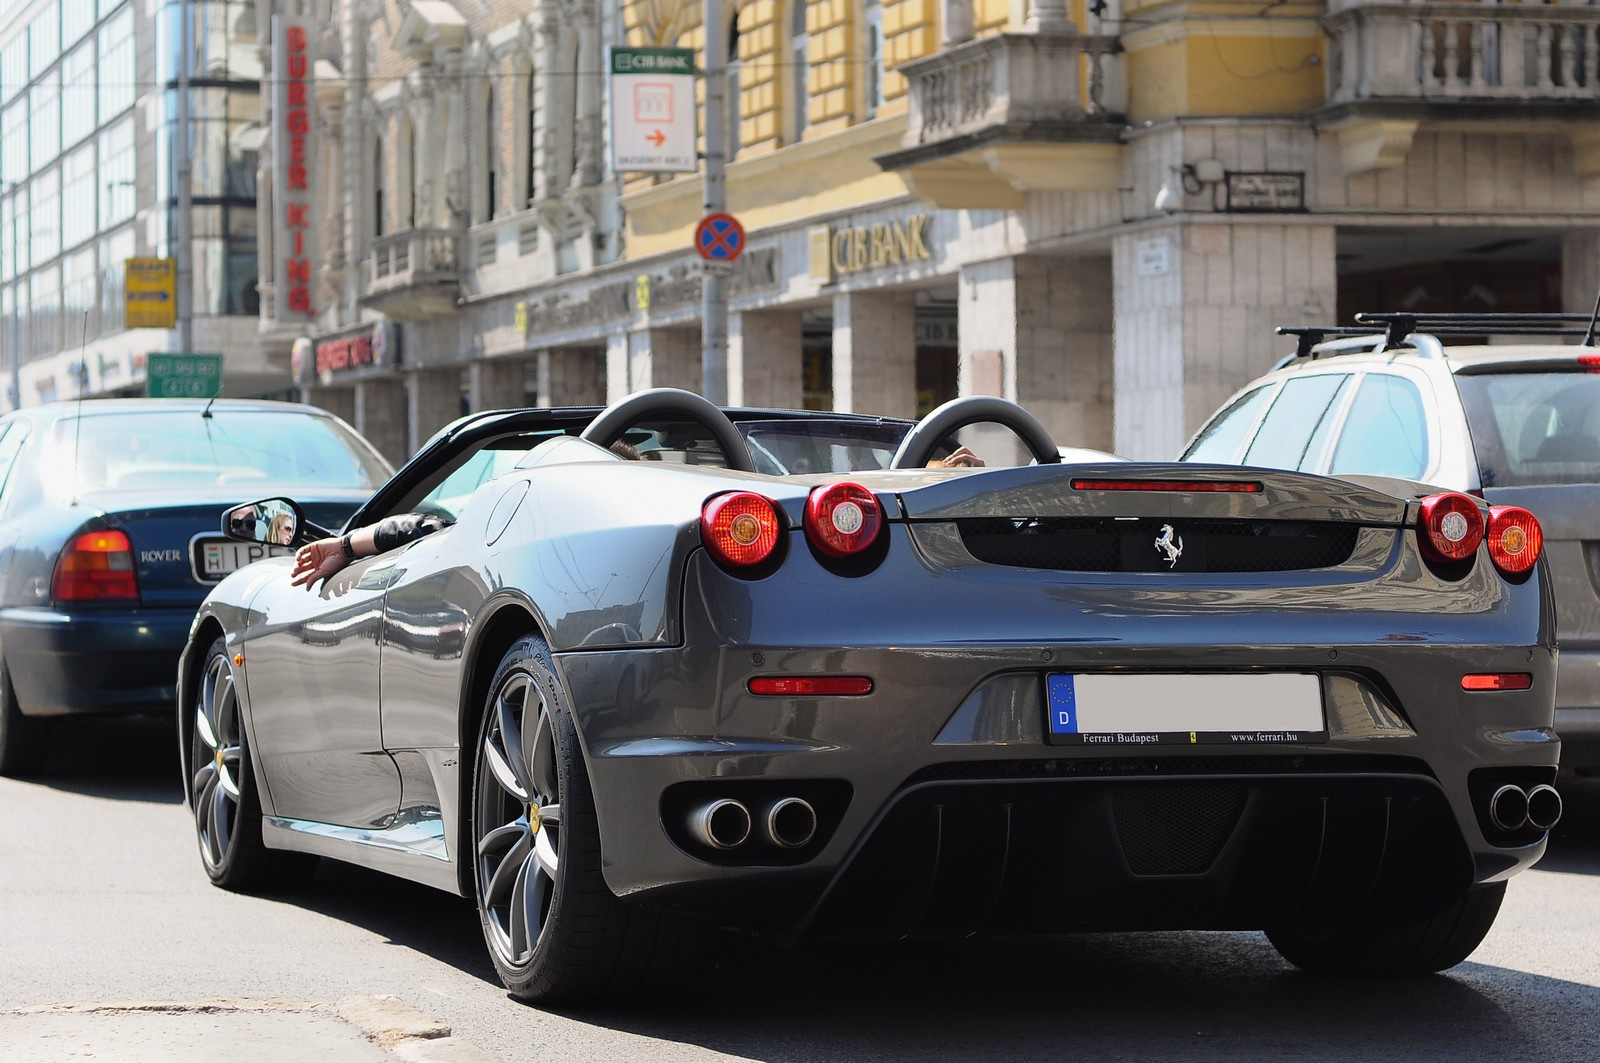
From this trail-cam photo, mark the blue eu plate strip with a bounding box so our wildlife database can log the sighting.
[1047,674,1078,735]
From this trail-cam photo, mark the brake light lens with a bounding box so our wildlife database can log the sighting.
[1461,673,1533,691]
[53,530,138,601]
[804,482,883,557]
[1072,479,1262,493]
[1417,493,1484,563]
[748,676,874,696]
[1486,505,1543,575]
[700,492,782,568]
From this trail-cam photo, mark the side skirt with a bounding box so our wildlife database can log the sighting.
[262,814,463,895]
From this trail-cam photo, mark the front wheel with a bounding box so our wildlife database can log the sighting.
[471,634,691,1005]
[187,637,316,891]
[1266,882,1506,976]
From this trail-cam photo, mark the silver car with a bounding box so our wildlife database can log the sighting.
[1182,312,1600,772]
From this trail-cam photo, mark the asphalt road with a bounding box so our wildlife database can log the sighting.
[3,715,1599,1062]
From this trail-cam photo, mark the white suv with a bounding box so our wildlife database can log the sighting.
[1182,312,1600,773]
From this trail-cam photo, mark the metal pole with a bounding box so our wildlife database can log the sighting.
[700,0,728,404]
[175,0,194,355]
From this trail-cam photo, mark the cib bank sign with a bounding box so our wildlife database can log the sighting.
[609,47,696,174]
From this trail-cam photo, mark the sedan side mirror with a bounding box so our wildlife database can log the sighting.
[222,497,331,547]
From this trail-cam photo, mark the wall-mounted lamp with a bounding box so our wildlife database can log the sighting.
[1155,159,1226,214]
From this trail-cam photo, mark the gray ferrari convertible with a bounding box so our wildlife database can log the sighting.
[179,388,1560,1005]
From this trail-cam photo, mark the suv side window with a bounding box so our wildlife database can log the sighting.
[1329,373,1429,479]
[1243,374,1350,471]
[1183,386,1271,462]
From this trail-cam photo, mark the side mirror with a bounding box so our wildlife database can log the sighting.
[222,498,329,547]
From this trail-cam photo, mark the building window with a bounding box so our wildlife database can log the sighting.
[62,0,94,49]
[98,117,134,230]
[30,73,59,170]
[864,2,884,119]
[372,137,385,238]
[98,226,131,337]
[517,60,536,207]
[0,35,28,109]
[29,2,59,77]
[787,1,808,143]
[1,100,27,187]
[481,86,496,223]
[727,11,742,160]
[61,39,95,151]
[32,165,59,264]
[62,245,95,340]
[29,263,60,360]
[61,141,96,250]
[98,8,134,120]
[2,187,25,281]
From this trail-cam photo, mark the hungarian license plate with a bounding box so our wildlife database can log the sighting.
[193,538,292,583]
[1044,673,1325,746]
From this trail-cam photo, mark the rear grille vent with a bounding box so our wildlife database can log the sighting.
[1112,783,1244,875]
[906,754,1437,783]
[955,517,1360,573]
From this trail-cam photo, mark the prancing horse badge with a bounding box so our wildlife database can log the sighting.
[1154,524,1183,568]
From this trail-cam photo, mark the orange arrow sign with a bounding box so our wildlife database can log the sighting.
[646,128,667,148]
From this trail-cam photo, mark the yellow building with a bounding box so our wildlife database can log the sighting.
[283,0,1600,461]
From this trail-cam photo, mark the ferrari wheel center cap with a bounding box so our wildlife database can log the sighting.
[528,804,541,833]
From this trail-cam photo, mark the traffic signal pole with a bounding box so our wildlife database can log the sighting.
[700,0,728,404]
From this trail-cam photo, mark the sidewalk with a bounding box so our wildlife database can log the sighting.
[0,995,502,1063]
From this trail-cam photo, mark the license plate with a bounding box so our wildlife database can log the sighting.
[193,538,292,583]
[1044,673,1325,746]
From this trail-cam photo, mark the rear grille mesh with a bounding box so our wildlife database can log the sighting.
[1112,783,1245,875]
[955,517,1360,573]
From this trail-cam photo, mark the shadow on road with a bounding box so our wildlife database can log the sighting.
[31,714,183,805]
[1537,775,1600,875]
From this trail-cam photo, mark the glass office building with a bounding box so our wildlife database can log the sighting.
[0,0,273,408]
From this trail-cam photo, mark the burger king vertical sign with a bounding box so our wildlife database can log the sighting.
[272,16,316,324]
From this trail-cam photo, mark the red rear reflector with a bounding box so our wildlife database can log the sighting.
[700,492,782,568]
[1071,479,1262,493]
[1578,353,1600,368]
[748,676,874,696]
[804,482,883,558]
[1486,506,1543,576]
[53,529,138,601]
[1417,492,1484,563]
[1461,673,1533,691]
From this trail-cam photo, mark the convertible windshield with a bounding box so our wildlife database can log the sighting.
[42,408,391,495]
[736,418,909,474]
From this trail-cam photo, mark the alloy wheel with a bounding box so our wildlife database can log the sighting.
[191,651,243,871]
[475,669,563,968]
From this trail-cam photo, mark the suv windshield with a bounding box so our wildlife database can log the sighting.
[43,408,392,495]
[1457,371,1600,487]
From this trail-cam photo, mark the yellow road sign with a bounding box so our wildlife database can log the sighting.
[125,258,177,329]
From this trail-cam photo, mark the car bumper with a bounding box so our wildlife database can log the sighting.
[0,605,194,716]
[556,551,1558,940]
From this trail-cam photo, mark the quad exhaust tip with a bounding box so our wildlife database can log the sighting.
[1488,783,1562,833]
[761,797,818,849]
[686,798,752,850]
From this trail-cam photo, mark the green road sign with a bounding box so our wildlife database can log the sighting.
[146,353,223,398]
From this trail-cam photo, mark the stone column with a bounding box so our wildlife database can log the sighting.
[942,0,974,46]
[467,358,526,412]
[627,328,700,393]
[307,385,356,427]
[354,377,408,466]
[1112,221,1336,459]
[729,309,804,408]
[1561,232,1600,314]
[1023,0,1075,34]
[605,329,629,402]
[407,367,462,455]
[572,8,603,189]
[956,258,1026,463]
[1015,256,1114,451]
[832,291,916,418]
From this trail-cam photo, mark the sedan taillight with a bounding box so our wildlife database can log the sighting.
[804,482,883,558]
[53,530,138,601]
[1486,505,1543,576]
[1417,492,1484,564]
[700,492,782,568]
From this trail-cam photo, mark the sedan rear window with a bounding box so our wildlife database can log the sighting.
[43,408,391,494]
[1457,371,1600,487]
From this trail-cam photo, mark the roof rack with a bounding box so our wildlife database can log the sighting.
[1276,311,1600,365]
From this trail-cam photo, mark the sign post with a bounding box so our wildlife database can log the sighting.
[125,258,177,329]
[146,352,223,398]
[608,47,697,174]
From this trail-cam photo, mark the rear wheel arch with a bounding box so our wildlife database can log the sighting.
[177,617,227,791]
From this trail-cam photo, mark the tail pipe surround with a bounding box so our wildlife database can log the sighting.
[761,797,819,849]
[1526,784,1563,831]
[686,798,752,850]
[1488,784,1530,832]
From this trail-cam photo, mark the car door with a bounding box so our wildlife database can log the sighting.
[243,554,400,828]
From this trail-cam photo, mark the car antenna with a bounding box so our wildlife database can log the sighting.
[70,310,89,507]
[1583,284,1600,347]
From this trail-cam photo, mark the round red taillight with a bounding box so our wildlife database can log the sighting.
[700,492,782,568]
[1417,492,1484,563]
[804,482,883,558]
[1486,505,1543,575]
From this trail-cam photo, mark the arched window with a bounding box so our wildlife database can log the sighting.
[482,86,497,222]
[398,116,416,228]
[864,1,884,119]
[372,137,385,238]
[788,1,808,143]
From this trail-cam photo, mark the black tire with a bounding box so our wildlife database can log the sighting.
[186,637,316,892]
[1267,881,1507,977]
[0,660,48,778]
[471,634,693,1005]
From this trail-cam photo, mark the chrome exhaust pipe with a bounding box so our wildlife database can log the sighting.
[1488,784,1529,832]
[686,799,752,850]
[1526,784,1563,831]
[761,797,817,849]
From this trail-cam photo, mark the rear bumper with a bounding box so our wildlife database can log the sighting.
[0,606,194,716]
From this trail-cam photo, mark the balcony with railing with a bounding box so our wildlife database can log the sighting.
[1321,0,1600,172]
[875,30,1125,209]
[362,227,464,320]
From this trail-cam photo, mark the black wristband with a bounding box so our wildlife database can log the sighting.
[340,533,355,559]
